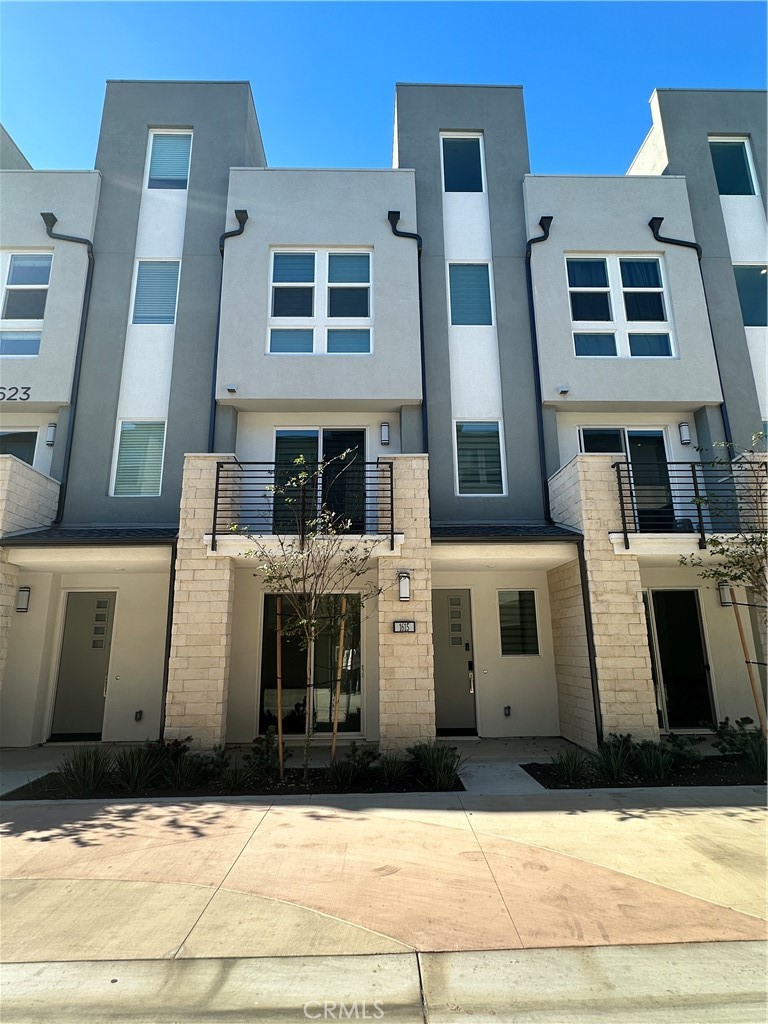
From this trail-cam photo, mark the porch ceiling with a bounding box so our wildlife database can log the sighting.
[430,540,579,571]
[5,545,172,574]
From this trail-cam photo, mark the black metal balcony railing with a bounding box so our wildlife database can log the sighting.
[211,460,395,551]
[613,459,767,550]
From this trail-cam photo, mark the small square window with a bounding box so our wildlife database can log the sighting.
[0,332,41,356]
[709,140,755,196]
[327,329,370,353]
[449,264,492,325]
[734,265,767,327]
[442,137,483,192]
[574,333,617,357]
[629,333,672,357]
[624,292,666,322]
[269,329,314,353]
[273,288,314,317]
[498,591,539,656]
[328,289,368,318]
[148,133,192,189]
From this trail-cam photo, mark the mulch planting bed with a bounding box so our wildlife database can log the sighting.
[522,755,766,789]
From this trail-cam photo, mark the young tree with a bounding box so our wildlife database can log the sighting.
[241,452,383,780]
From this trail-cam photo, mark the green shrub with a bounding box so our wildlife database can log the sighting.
[665,732,704,767]
[161,753,210,790]
[377,752,410,788]
[112,745,164,793]
[549,746,591,786]
[57,746,115,797]
[217,764,253,794]
[407,740,465,791]
[325,741,379,792]
[632,740,675,781]
[594,734,634,785]
[244,727,288,783]
[713,717,767,776]
[326,757,357,791]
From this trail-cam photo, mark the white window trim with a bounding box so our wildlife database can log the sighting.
[566,253,676,359]
[453,418,507,497]
[496,587,542,658]
[0,428,40,467]
[1,251,53,344]
[143,128,194,192]
[708,135,760,197]
[129,258,182,326]
[445,260,496,327]
[439,131,487,194]
[267,249,373,355]
[732,262,768,328]
[109,418,167,498]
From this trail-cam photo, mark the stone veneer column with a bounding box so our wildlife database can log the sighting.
[549,456,659,741]
[164,454,236,749]
[0,551,19,692]
[377,455,435,750]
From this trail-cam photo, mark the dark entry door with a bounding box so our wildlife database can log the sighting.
[50,592,115,740]
[432,589,477,735]
[650,590,715,729]
[628,432,674,532]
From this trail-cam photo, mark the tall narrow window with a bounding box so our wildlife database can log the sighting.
[498,591,539,656]
[734,265,768,327]
[113,421,166,496]
[328,253,369,317]
[132,261,180,325]
[148,133,192,189]
[708,139,755,196]
[456,422,503,495]
[449,264,492,325]
[567,259,611,321]
[272,252,315,317]
[442,137,483,192]
[621,259,666,321]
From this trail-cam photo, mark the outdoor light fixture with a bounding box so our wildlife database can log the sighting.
[398,571,411,601]
[678,422,692,446]
[45,423,57,447]
[718,583,733,607]
[380,422,390,446]
[226,384,237,394]
[557,384,571,396]
[15,587,30,613]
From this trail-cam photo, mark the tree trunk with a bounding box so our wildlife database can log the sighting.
[330,595,347,762]
[730,587,768,738]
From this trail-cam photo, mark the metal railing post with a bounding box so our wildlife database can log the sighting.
[690,462,707,549]
[614,462,630,549]
[389,462,395,551]
[211,462,222,551]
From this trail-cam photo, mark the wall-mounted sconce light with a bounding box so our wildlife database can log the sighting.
[45,423,57,447]
[678,422,692,446]
[226,384,238,394]
[398,570,411,601]
[718,582,732,607]
[380,422,390,446]
[557,384,571,396]
[16,586,31,613]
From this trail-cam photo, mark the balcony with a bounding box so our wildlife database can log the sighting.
[613,458,767,550]
[211,459,396,551]
[0,455,59,539]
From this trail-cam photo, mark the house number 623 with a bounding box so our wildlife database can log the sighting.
[0,387,31,401]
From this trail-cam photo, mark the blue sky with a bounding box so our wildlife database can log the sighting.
[1,2,765,174]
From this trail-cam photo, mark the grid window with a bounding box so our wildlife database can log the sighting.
[132,261,180,324]
[567,259,611,321]
[148,133,192,190]
[442,137,483,192]
[2,254,52,320]
[734,265,768,327]
[113,421,166,496]
[449,264,492,325]
[621,259,666,321]
[498,591,539,656]
[709,140,755,196]
[456,421,503,495]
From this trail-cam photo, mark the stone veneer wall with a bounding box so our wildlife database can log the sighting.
[547,558,598,750]
[377,455,435,750]
[0,456,59,538]
[164,454,236,748]
[549,456,659,741]
[0,550,19,692]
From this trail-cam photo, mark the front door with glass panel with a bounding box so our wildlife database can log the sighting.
[432,589,477,735]
[50,592,115,740]
[644,589,715,730]
[273,429,365,533]
[259,594,362,736]
[582,428,673,531]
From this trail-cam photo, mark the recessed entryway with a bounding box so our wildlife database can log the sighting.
[432,588,477,735]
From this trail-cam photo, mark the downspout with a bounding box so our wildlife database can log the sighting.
[648,216,734,449]
[157,539,177,740]
[525,216,554,521]
[387,211,428,452]
[40,213,94,525]
[208,209,248,452]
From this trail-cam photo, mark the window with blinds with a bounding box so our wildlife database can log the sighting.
[455,422,503,495]
[113,421,166,496]
[132,262,180,324]
[449,264,492,325]
[148,133,192,189]
[498,590,539,656]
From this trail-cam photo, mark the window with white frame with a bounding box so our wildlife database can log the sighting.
[567,255,673,358]
[498,590,539,656]
[147,132,192,190]
[733,265,768,327]
[0,253,52,356]
[441,135,484,193]
[132,261,180,325]
[112,421,166,496]
[455,421,504,495]
[268,250,372,354]
[708,137,757,196]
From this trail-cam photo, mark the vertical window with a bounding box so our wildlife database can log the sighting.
[442,137,483,192]
[621,259,666,321]
[272,252,315,317]
[498,591,539,656]
[567,259,611,321]
[132,261,180,324]
[449,264,492,325]
[328,253,369,317]
[2,254,52,319]
[708,139,756,196]
[456,422,503,495]
[733,265,768,327]
[113,421,166,496]
[148,133,192,189]
[0,431,37,465]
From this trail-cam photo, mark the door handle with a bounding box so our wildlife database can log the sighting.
[468,670,475,694]
[103,671,109,698]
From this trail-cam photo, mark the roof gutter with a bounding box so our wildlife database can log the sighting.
[41,212,94,525]
[648,216,734,450]
[525,215,554,522]
[208,209,248,452]
[388,211,428,452]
